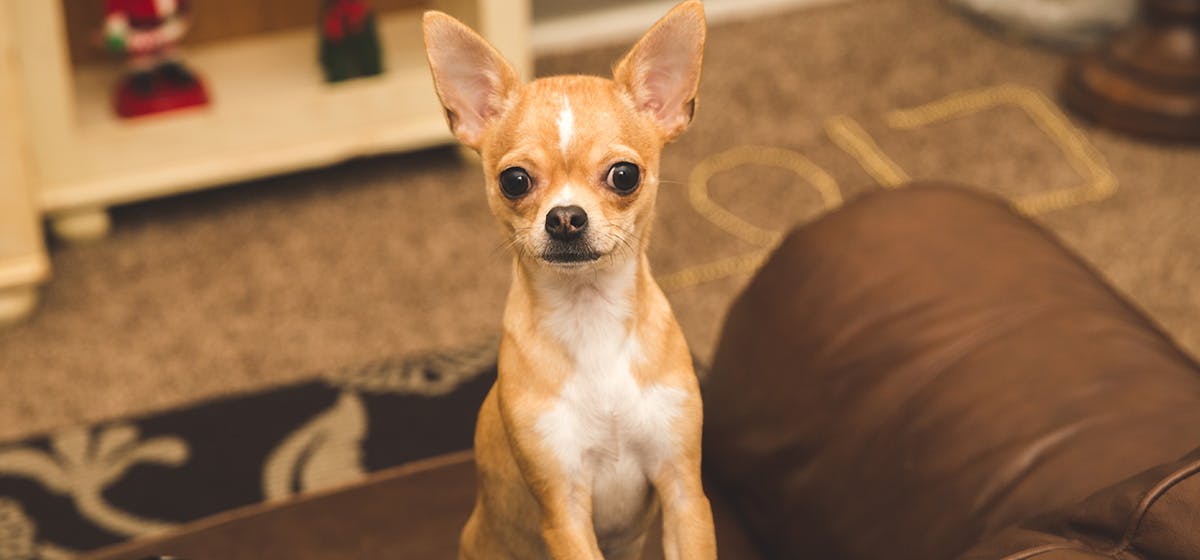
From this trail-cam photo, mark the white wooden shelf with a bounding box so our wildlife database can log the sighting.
[0,0,530,323]
[8,0,529,216]
[58,10,453,210]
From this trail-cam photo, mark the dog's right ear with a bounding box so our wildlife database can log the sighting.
[613,0,706,142]
[423,12,520,150]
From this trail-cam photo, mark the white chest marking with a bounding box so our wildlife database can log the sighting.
[556,95,575,157]
[534,264,685,536]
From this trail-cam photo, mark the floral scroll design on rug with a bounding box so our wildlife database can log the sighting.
[0,498,36,560]
[262,391,368,501]
[0,424,188,556]
[262,339,500,500]
[658,84,1118,292]
[0,498,74,560]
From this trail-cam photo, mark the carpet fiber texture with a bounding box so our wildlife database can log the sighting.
[1,0,1197,505]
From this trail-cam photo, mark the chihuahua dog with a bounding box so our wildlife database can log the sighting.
[423,2,715,558]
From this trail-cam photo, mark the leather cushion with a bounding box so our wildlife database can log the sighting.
[703,185,1200,560]
[961,447,1200,559]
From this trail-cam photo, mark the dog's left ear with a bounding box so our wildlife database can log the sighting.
[614,0,706,141]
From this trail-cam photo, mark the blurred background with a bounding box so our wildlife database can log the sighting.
[0,0,1197,557]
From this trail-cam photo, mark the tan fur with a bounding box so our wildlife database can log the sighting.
[423,3,715,558]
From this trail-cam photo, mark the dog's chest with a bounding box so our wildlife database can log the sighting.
[537,356,684,534]
[533,281,684,534]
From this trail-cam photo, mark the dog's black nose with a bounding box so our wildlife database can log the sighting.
[545,205,588,241]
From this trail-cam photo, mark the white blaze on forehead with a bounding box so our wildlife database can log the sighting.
[550,184,576,207]
[556,94,574,157]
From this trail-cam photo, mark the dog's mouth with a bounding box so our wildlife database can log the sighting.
[541,250,603,265]
[540,242,603,266]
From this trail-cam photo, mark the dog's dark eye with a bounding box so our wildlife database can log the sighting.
[606,162,640,194]
[499,167,532,198]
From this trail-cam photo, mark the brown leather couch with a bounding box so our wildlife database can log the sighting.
[86,184,1200,559]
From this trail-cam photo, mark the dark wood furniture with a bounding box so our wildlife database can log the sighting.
[1063,0,1200,141]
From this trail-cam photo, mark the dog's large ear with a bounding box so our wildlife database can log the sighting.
[613,0,706,141]
[423,11,520,150]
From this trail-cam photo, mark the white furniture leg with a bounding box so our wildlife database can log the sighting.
[0,285,39,326]
[49,207,112,244]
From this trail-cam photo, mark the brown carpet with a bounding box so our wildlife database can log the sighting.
[2,0,1198,442]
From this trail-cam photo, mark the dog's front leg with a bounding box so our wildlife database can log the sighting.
[500,394,603,559]
[537,482,604,560]
[653,416,716,560]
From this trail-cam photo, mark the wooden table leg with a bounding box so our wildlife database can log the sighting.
[1062,0,1200,142]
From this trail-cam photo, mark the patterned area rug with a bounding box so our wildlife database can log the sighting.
[0,343,496,557]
